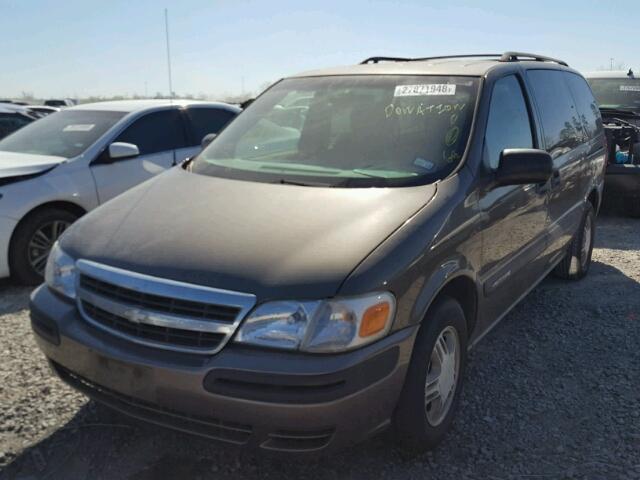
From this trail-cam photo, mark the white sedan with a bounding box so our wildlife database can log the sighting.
[0,99,239,284]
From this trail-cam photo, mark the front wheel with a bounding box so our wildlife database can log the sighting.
[9,208,78,285]
[553,203,595,281]
[393,297,468,452]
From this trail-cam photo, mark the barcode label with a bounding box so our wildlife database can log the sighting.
[394,84,457,97]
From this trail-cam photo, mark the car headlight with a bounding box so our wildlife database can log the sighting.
[235,292,395,353]
[44,242,77,299]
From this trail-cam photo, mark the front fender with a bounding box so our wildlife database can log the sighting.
[408,258,480,328]
[339,169,483,333]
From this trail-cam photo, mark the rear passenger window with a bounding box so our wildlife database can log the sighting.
[0,114,31,138]
[564,73,603,139]
[528,70,584,157]
[116,110,187,155]
[186,108,236,145]
[484,75,533,169]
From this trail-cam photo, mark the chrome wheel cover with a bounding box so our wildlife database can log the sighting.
[425,325,461,427]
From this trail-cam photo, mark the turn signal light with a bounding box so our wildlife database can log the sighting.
[359,301,391,337]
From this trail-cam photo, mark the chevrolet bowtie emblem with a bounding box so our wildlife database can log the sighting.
[123,309,149,324]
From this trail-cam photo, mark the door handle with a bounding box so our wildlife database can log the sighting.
[535,169,560,194]
[535,182,550,194]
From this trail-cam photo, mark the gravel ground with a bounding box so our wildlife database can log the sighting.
[1,210,639,480]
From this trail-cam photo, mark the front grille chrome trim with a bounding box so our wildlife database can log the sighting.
[78,288,235,335]
[75,259,256,354]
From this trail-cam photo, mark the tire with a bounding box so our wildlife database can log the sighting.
[624,198,640,218]
[9,208,78,286]
[393,296,468,452]
[553,203,595,281]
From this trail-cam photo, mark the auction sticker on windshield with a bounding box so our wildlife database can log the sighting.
[394,84,457,97]
[63,124,95,132]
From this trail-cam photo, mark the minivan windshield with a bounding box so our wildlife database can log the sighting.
[192,75,480,187]
[588,78,640,113]
[0,110,126,159]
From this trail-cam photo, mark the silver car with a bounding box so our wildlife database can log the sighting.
[0,99,239,283]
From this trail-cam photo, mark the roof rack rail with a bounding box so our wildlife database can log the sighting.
[411,54,501,62]
[359,51,569,67]
[360,54,499,64]
[499,51,568,67]
[360,56,412,64]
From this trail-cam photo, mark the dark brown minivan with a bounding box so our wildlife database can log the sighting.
[31,52,605,453]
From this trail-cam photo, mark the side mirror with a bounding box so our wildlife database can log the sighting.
[108,142,139,161]
[494,148,553,187]
[201,133,217,149]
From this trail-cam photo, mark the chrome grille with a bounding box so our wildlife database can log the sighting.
[76,260,256,354]
[80,275,239,323]
[81,301,226,349]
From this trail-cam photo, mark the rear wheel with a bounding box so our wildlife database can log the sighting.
[393,297,468,452]
[10,208,78,285]
[553,203,595,280]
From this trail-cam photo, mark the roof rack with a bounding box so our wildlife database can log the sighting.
[498,51,568,67]
[360,51,569,67]
[360,54,498,64]
[360,56,412,64]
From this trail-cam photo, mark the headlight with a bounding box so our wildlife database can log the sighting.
[235,292,395,353]
[44,242,77,299]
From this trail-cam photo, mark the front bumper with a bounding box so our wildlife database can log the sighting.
[0,215,18,278]
[30,285,417,453]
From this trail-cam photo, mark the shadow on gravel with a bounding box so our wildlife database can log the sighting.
[0,283,33,315]
[2,402,409,480]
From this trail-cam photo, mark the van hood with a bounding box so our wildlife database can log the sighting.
[0,151,66,178]
[62,167,436,300]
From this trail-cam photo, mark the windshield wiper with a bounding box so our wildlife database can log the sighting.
[600,107,640,118]
[351,168,389,178]
[273,179,333,187]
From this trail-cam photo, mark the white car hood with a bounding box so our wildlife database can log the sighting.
[0,151,66,179]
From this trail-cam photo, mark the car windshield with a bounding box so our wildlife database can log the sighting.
[588,78,640,113]
[192,75,480,187]
[0,110,126,159]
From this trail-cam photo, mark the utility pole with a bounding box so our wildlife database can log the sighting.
[165,8,174,99]
[610,58,614,70]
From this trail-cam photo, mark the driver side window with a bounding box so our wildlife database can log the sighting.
[484,75,533,170]
[115,110,186,156]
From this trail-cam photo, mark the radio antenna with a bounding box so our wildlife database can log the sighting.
[164,8,174,101]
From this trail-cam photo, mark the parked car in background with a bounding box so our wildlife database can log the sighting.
[587,69,640,120]
[0,103,39,140]
[26,105,61,117]
[0,99,239,284]
[0,100,29,105]
[44,99,76,108]
[586,70,640,216]
[31,53,604,454]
